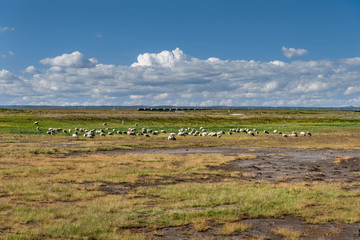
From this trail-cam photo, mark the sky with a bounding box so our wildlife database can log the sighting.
[1,0,360,107]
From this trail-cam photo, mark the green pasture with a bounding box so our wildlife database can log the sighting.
[0,108,359,135]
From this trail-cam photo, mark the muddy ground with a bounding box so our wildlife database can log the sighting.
[94,146,360,184]
[91,147,360,239]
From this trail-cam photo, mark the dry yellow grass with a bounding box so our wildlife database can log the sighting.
[273,227,302,240]
[221,222,252,235]
[332,156,354,164]
[192,217,211,232]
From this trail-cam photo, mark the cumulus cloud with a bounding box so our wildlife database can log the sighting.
[282,46,308,58]
[131,48,189,67]
[2,48,360,107]
[344,86,360,95]
[40,51,99,68]
[340,57,360,66]
[24,66,39,74]
[0,69,19,83]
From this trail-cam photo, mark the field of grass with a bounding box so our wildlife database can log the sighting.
[0,109,360,239]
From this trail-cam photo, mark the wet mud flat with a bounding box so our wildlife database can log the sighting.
[96,146,360,183]
[136,217,360,240]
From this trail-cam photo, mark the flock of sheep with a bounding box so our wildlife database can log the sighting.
[33,121,312,140]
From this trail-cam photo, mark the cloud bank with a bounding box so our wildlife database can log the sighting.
[1,48,360,107]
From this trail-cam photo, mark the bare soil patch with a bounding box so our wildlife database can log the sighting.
[89,146,360,184]
[137,217,360,239]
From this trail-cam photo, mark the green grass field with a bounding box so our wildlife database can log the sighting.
[0,109,359,239]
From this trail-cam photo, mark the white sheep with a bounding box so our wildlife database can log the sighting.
[168,135,176,140]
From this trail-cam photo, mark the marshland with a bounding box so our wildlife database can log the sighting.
[0,108,359,239]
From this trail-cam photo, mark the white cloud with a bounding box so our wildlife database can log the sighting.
[0,26,15,32]
[1,50,15,58]
[131,48,189,67]
[282,46,308,58]
[340,57,360,66]
[24,66,39,74]
[2,48,360,107]
[344,86,360,95]
[0,69,18,83]
[40,51,99,68]
[154,93,169,100]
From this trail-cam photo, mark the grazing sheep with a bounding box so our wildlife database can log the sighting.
[282,134,287,137]
[108,132,113,135]
[178,131,186,136]
[100,132,105,136]
[36,127,40,131]
[248,131,255,136]
[103,122,107,126]
[63,129,67,134]
[152,131,159,135]
[144,133,150,137]
[307,131,312,136]
[273,130,277,134]
[168,135,176,140]
[72,133,78,138]
[117,130,122,134]
[300,131,306,136]
[290,132,298,137]
[33,121,38,125]
[208,132,217,137]
[161,130,166,133]
[264,130,269,134]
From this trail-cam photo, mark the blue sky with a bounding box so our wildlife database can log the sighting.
[1,0,360,106]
